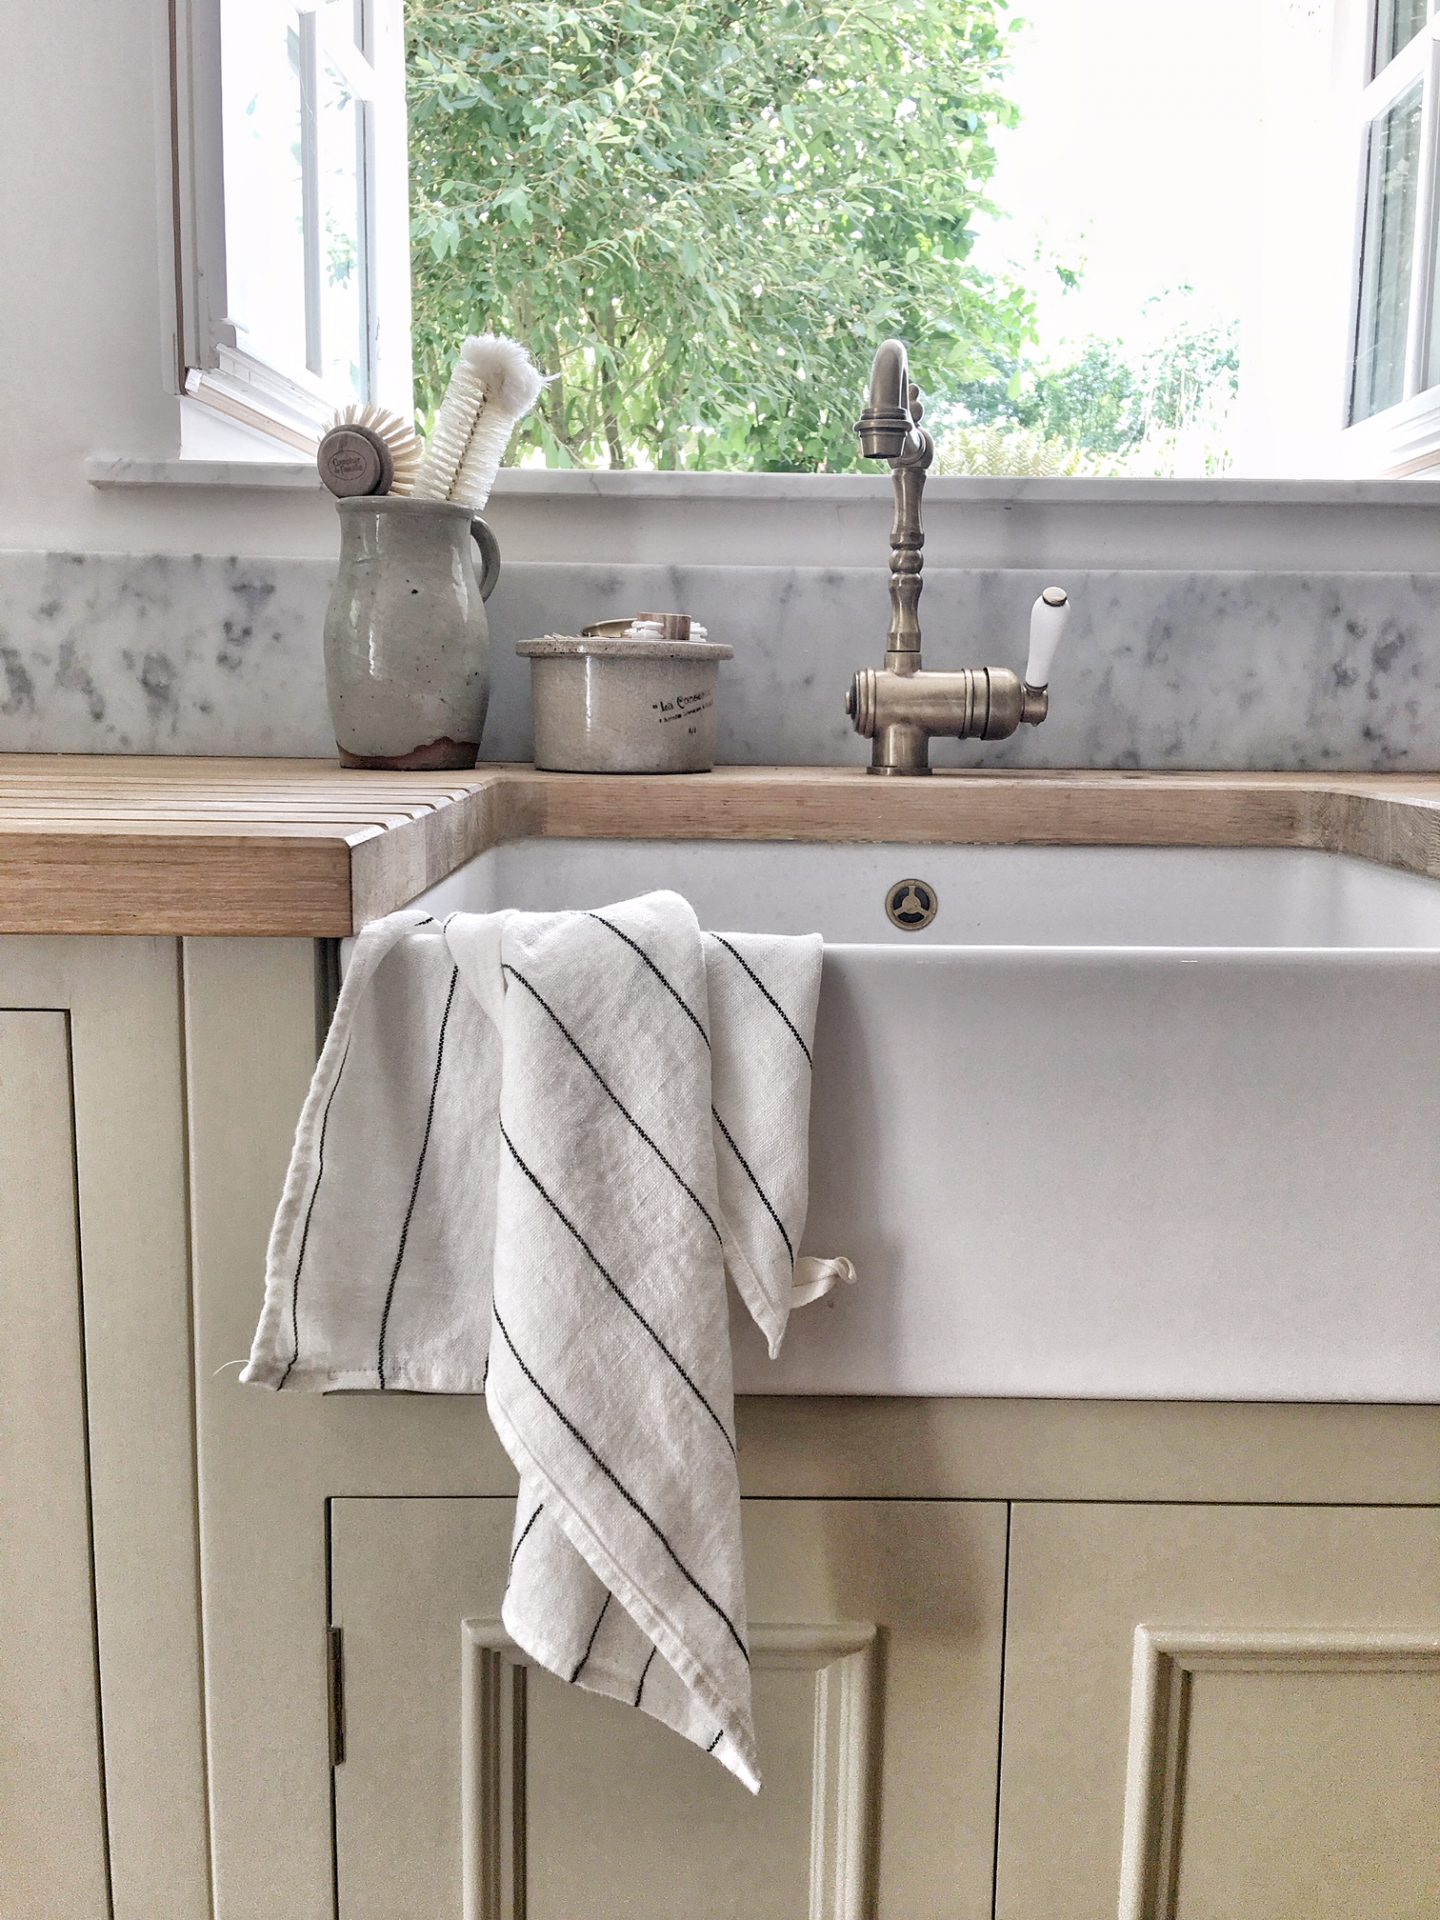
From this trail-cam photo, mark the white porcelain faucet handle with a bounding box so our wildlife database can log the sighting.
[1025,587,1070,690]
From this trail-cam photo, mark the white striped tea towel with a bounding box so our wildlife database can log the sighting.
[241,891,854,1790]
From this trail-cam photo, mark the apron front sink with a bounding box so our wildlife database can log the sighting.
[403,841,1440,1402]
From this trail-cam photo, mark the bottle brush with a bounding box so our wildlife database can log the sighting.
[411,334,546,512]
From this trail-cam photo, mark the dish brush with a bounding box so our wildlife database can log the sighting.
[316,404,423,498]
[411,333,545,512]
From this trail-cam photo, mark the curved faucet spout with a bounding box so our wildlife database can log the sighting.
[856,337,924,461]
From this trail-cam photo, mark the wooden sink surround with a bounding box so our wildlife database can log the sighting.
[4,754,1440,936]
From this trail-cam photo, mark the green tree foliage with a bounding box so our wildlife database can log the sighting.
[407,0,1033,469]
[933,420,1127,477]
[943,292,1240,470]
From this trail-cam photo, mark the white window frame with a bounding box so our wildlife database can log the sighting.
[1343,0,1440,470]
[170,0,412,454]
[151,0,1440,489]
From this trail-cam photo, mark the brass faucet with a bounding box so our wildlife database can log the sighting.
[845,338,1070,776]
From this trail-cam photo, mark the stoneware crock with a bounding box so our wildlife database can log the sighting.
[516,633,733,772]
[324,496,501,770]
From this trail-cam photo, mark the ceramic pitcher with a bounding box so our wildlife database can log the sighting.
[324,496,501,770]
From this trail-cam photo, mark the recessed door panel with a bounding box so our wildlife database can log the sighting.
[998,1503,1440,1920]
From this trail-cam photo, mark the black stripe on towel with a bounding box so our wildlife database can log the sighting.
[707,934,812,1065]
[376,964,461,1388]
[508,1502,543,1570]
[277,1038,351,1389]
[501,963,723,1246]
[705,1730,723,1754]
[585,913,712,1051]
[571,1593,611,1684]
[499,1121,736,1457]
[491,1304,749,1664]
[633,1646,657,1708]
[710,1107,794,1262]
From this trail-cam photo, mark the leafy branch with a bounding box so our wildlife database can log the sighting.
[407,0,1032,469]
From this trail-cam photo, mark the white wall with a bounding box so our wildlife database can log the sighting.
[0,0,337,556]
[3,0,1440,573]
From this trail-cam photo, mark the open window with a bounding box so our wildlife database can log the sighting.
[164,0,1440,479]
[176,0,411,452]
[1347,0,1440,469]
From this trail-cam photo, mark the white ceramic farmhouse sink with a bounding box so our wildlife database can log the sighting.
[403,841,1440,1402]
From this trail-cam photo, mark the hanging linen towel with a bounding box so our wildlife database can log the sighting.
[241,891,853,1791]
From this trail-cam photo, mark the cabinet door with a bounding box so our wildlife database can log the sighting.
[0,935,206,1920]
[331,1496,1007,1919]
[997,1503,1440,1920]
[0,1012,111,1918]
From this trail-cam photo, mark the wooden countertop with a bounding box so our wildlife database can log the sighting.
[4,755,1440,937]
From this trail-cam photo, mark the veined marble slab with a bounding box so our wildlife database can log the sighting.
[0,550,1436,769]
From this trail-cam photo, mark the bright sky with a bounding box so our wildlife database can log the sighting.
[969,0,1268,351]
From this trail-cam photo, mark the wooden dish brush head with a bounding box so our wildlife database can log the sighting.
[316,404,423,498]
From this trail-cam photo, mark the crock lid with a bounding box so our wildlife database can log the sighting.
[516,635,733,661]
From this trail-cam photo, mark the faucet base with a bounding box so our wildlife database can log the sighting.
[866,715,933,775]
[848,667,1046,770]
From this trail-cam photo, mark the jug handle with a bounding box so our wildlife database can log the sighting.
[470,517,501,602]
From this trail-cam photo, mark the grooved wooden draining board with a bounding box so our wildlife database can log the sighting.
[3,755,1440,936]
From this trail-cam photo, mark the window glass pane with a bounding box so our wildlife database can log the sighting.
[1352,81,1423,422]
[1425,187,1440,387]
[316,55,367,399]
[319,0,365,53]
[1375,0,1430,76]
[395,1,1390,473]
[221,0,308,374]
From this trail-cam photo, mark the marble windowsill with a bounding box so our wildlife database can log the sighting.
[82,454,1440,508]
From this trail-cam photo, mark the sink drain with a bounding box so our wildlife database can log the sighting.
[885,878,938,931]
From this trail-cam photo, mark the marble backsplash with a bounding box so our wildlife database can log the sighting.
[0,549,1436,770]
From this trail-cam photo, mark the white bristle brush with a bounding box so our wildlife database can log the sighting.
[411,333,546,511]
